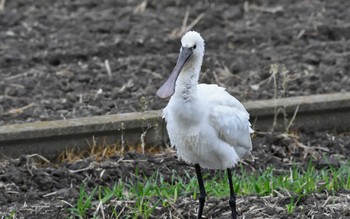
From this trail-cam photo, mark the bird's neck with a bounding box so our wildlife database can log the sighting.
[174,58,202,101]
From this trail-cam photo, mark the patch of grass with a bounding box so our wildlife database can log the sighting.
[200,161,350,199]
[69,186,97,218]
[1,211,16,219]
[286,195,298,214]
[67,161,350,217]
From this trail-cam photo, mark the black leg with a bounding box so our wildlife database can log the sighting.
[227,168,237,219]
[195,164,206,219]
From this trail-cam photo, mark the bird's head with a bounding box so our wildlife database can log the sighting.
[180,31,205,61]
[157,31,205,99]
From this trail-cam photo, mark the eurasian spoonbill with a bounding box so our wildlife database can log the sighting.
[157,31,253,219]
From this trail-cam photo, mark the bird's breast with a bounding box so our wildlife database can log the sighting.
[168,95,205,123]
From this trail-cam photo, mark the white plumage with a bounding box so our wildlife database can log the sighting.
[164,83,253,169]
[158,31,253,170]
[156,31,253,218]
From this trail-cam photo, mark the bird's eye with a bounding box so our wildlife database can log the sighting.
[193,45,197,49]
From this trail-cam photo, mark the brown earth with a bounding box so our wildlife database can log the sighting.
[1,0,350,125]
[1,0,350,218]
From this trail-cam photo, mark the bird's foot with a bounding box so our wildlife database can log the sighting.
[197,193,206,219]
[229,197,237,219]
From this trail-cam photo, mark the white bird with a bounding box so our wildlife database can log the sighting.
[157,31,253,219]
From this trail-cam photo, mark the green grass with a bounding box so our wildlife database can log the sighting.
[69,186,97,218]
[67,161,350,218]
[1,211,16,219]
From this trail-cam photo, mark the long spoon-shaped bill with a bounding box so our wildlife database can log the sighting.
[156,47,193,98]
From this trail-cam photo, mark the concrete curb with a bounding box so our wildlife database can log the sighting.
[1,92,349,159]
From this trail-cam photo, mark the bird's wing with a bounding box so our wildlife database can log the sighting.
[198,84,253,159]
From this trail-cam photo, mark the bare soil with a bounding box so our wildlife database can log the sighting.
[1,0,350,218]
[1,0,350,125]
